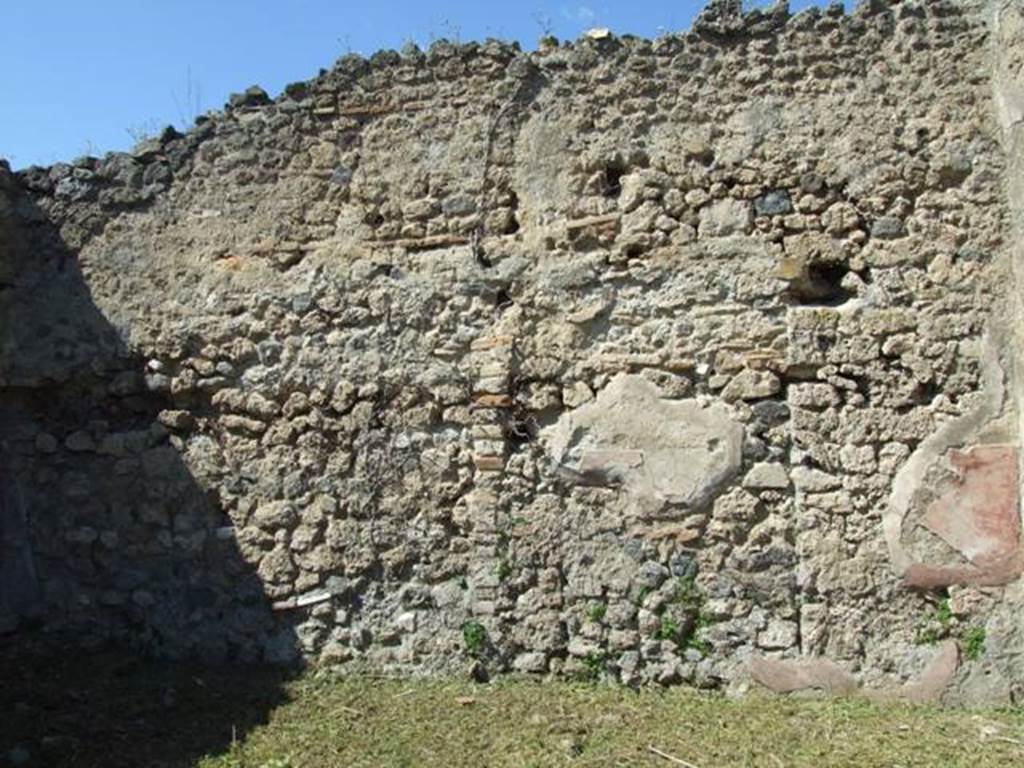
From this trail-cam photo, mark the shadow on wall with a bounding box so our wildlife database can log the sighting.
[0,163,299,766]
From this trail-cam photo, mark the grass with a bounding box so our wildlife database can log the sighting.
[3,645,1023,768]
[196,673,1024,768]
[0,645,292,768]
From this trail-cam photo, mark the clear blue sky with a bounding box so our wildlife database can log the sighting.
[1,1,851,169]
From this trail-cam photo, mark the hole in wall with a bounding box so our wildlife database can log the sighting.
[473,244,492,268]
[505,415,535,452]
[622,242,645,259]
[602,161,626,198]
[504,191,521,235]
[494,289,515,311]
[789,262,854,307]
[895,379,941,414]
[913,380,940,405]
[505,402,551,454]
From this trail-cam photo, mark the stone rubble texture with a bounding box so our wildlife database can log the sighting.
[2,0,1024,705]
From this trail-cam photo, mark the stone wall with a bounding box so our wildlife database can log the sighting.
[2,0,1022,704]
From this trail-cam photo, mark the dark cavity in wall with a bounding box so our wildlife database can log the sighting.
[473,239,493,268]
[894,379,942,414]
[505,374,546,453]
[505,408,537,452]
[621,241,645,259]
[494,288,515,311]
[602,161,627,198]
[504,191,521,235]
[788,262,856,307]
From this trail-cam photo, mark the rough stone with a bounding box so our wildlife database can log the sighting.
[758,619,799,650]
[64,431,96,452]
[754,191,792,216]
[698,198,753,237]
[0,1,1021,704]
[742,462,790,490]
[870,216,907,240]
[721,369,781,402]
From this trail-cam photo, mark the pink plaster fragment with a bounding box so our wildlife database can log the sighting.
[906,445,1022,588]
[749,656,858,695]
[868,641,959,705]
[903,558,1023,588]
[924,446,1019,566]
[752,643,959,704]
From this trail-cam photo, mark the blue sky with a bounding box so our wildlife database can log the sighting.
[2,1,851,169]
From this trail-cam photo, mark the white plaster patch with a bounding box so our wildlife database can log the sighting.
[542,373,743,510]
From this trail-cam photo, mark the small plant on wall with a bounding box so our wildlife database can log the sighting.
[653,577,713,658]
[462,620,488,658]
[915,597,987,661]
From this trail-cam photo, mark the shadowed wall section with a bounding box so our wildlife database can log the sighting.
[0,165,296,662]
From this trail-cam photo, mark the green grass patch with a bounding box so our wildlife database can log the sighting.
[196,673,1024,768]
[3,646,1023,768]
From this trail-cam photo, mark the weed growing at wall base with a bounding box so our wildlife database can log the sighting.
[462,621,488,657]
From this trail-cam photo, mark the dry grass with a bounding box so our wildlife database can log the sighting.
[3,645,1021,768]
[197,672,1024,768]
